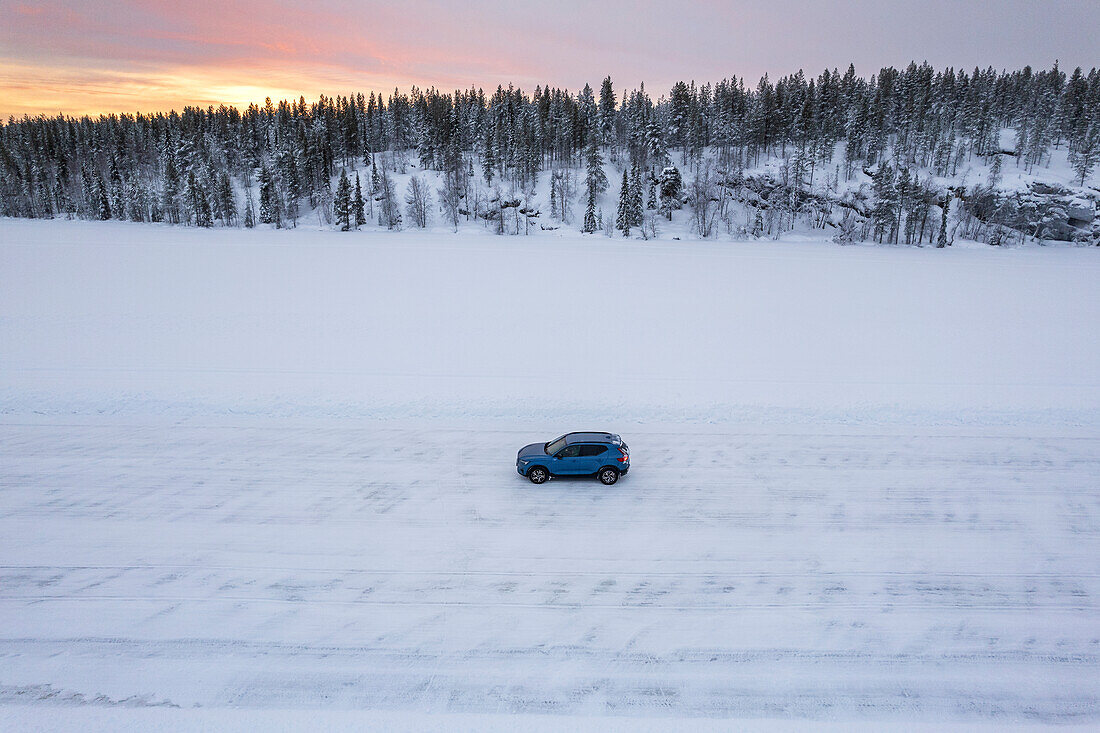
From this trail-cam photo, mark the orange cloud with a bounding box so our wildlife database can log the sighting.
[3,0,1095,119]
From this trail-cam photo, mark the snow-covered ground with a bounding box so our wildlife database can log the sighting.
[246,127,1100,245]
[2,218,1099,729]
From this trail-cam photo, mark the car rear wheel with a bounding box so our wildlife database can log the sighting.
[598,467,619,485]
[527,466,549,484]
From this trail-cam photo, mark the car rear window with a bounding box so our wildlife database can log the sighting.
[579,445,607,457]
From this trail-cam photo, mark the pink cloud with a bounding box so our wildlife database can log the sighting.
[2,0,1097,117]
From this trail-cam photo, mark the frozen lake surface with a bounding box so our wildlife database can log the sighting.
[1,219,1099,728]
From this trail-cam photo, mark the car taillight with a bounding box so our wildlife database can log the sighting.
[617,449,628,462]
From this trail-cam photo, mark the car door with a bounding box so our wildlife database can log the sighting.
[575,444,607,474]
[553,444,583,474]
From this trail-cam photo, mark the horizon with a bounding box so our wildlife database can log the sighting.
[3,59,1095,122]
[3,0,1098,119]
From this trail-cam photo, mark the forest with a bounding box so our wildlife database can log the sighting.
[2,61,1098,244]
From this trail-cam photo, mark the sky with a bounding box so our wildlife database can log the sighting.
[2,0,1098,118]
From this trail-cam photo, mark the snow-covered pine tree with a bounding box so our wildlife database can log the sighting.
[871,163,897,243]
[645,117,666,171]
[1069,122,1099,186]
[278,149,302,227]
[77,165,93,219]
[989,154,1003,188]
[162,156,180,224]
[53,171,73,219]
[217,172,236,226]
[334,169,351,230]
[628,163,644,229]
[124,180,141,221]
[482,127,496,186]
[92,175,110,220]
[615,169,631,236]
[353,174,366,228]
[258,164,280,227]
[658,166,683,220]
[598,77,616,147]
[195,186,213,228]
[669,81,692,164]
[27,161,49,218]
[585,139,608,195]
[896,167,911,244]
[582,188,598,234]
[108,157,124,219]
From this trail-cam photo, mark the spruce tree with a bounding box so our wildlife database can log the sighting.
[53,171,72,218]
[582,187,598,233]
[585,139,608,195]
[871,163,898,243]
[334,169,352,230]
[258,164,279,227]
[78,166,94,219]
[989,154,1003,188]
[280,150,302,227]
[108,156,124,219]
[353,174,366,228]
[195,187,213,228]
[93,175,110,220]
[28,162,51,218]
[937,192,951,247]
[896,167,911,244]
[598,76,616,146]
[658,166,683,220]
[482,128,496,185]
[217,172,236,225]
[162,157,180,224]
[628,163,644,228]
[185,171,201,226]
[615,169,631,236]
[1069,123,1099,186]
[124,181,141,221]
[646,118,666,169]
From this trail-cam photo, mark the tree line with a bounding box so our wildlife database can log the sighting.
[1,61,1097,242]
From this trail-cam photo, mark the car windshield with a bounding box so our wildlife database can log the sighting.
[545,435,568,455]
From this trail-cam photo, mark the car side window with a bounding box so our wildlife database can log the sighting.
[557,445,581,458]
[579,445,607,457]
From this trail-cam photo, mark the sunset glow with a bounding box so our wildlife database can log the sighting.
[3,0,1098,118]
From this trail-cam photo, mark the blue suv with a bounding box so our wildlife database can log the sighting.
[517,432,630,485]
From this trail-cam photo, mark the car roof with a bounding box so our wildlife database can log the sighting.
[564,432,621,445]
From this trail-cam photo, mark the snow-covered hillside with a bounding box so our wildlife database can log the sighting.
[334,130,1100,246]
[2,219,1099,729]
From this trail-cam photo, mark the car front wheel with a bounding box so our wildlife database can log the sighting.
[598,467,619,485]
[528,466,549,484]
